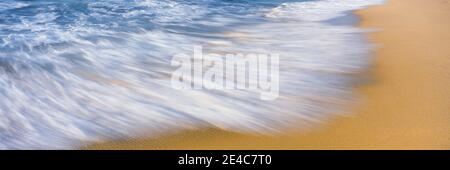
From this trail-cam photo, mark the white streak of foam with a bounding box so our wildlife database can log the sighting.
[0,2,29,11]
[266,0,385,21]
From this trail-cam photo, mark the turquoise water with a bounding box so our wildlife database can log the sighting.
[0,0,383,149]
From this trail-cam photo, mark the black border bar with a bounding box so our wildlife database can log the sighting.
[0,150,448,168]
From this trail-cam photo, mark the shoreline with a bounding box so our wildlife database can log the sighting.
[85,0,450,149]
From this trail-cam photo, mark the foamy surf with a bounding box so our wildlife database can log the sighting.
[0,0,383,149]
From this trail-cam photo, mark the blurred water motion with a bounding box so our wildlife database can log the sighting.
[0,0,382,149]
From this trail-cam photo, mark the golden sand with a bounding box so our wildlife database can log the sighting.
[86,0,450,149]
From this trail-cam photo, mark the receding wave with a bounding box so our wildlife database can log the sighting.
[0,0,383,149]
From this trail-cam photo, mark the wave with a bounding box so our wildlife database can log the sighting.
[0,0,383,149]
[266,0,385,21]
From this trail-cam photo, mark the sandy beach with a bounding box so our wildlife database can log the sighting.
[86,0,450,150]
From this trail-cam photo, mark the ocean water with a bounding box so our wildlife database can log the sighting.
[0,0,384,149]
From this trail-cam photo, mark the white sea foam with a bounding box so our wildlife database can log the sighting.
[0,1,29,11]
[0,0,384,149]
[266,0,385,21]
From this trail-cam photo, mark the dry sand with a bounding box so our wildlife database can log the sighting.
[86,0,450,150]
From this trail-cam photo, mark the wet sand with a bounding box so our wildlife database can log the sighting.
[86,0,450,149]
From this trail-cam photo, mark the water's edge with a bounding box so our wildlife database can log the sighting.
[0,0,384,149]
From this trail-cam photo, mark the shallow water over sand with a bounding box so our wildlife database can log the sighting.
[0,0,383,149]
